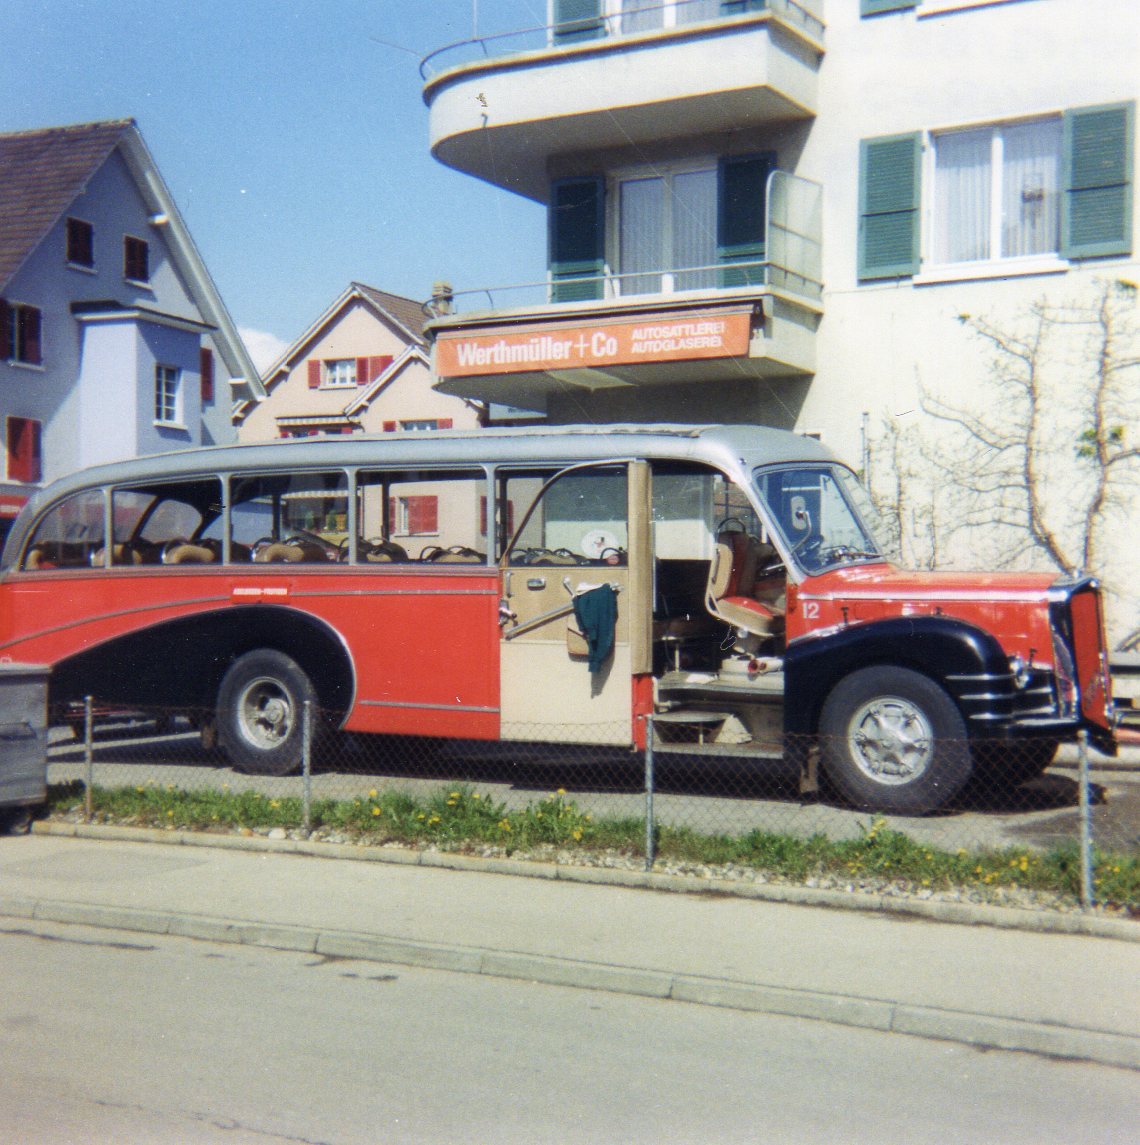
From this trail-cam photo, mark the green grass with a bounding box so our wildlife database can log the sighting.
[44,781,1140,911]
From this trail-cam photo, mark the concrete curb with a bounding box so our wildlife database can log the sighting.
[2,891,1137,1072]
[30,820,1140,943]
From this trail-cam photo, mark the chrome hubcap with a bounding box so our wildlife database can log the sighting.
[847,696,933,786]
[236,677,293,750]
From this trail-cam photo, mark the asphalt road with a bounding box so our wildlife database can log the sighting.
[1,919,1137,1145]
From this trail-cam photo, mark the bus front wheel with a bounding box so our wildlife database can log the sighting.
[217,650,316,776]
[819,666,971,815]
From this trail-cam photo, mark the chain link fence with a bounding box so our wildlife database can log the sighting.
[42,699,1139,911]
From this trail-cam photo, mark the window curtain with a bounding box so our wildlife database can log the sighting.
[622,0,661,33]
[1002,119,1062,258]
[620,177,665,294]
[673,168,717,288]
[934,129,991,263]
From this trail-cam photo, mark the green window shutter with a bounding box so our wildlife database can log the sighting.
[721,1,766,14]
[549,176,605,302]
[858,133,922,280]
[553,0,604,44]
[1062,102,1134,260]
[718,153,775,287]
[861,0,916,14]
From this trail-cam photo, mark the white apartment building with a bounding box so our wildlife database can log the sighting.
[420,0,1138,639]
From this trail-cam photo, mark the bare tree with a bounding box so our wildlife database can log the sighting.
[864,279,1139,638]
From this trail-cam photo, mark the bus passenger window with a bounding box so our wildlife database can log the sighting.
[504,466,628,566]
[229,472,347,563]
[111,479,223,565]
[22,489,105,570]
[357,470,485,564]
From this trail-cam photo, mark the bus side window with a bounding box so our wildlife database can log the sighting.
[358,469,485,564]
[112,478,223,565]
[228,472,347,564]
[503,466,628,566]
[21,489,106,570]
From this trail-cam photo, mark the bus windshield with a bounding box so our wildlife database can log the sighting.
[753,465,885,575]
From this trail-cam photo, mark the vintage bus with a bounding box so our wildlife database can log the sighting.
[0,424,1116,814]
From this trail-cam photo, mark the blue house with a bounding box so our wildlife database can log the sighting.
[0,118,263,536]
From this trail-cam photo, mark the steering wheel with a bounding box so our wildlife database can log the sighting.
[716,516,748,534]
[418,545,444,561]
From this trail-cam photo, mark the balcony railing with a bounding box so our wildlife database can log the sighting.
[427,172,822,317]
[420,0,824,81]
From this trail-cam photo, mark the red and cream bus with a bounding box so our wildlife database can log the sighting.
[0,424,1116,813]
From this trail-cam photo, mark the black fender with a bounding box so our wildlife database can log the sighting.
[49,605,355,720]
[784,616,1014,737]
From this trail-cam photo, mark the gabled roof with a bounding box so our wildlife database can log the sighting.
[0,118,264,403]
[0,119,129,288]
[256,282,428,386]
[352,282,429,344]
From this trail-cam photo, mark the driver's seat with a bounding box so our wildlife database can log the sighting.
[706,532,785,638]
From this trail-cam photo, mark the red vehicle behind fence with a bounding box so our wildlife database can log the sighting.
[0,425,1116,813]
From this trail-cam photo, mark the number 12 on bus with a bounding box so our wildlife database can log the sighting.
[0,424,1116,815]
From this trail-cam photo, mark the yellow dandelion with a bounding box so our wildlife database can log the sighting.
[369,789,378,799]
[372,807,381,817]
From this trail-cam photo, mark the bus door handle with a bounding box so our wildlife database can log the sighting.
[526,577,546,590]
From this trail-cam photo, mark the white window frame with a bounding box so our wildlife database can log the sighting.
[323,359,357,388]
[154,364,183,427]
[608,155,719,297]
[399,419,441,432]
[919,114,1068,283]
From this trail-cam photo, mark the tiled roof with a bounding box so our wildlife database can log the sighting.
[0,119,133,290]
[353,281,429,342]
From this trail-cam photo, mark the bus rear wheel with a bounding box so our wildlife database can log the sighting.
[217,650,316,776]
[819,666,971,815]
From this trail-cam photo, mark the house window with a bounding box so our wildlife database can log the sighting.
[6,417,42,484]
[932,118,1062,266]
[619,166,718,293]
[614,154,774,295]
[0,301,43,365]
[323,359,357,387]
[154,364,182,425]
[66,218,95,268]
[200,347,215,403]
[858,102,1134,280]
[620,0,721,33]
[124,235,150,283]
[391,494,439,536]
[399,418,454,432]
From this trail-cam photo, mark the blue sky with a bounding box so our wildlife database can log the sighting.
[2,1,550,367]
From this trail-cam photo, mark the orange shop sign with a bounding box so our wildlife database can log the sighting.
[435,309,753,378]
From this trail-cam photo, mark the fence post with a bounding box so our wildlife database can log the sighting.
[302,700,313,835]
[1077,728,1094,910]
[83,695,94,823]
[644,714,655,871]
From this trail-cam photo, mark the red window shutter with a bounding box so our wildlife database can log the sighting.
[437,418,453,429]
[369,355,392,382]
[388,496,397,533]
[200,347,215,403]
[307,360,321,388]
[355,356,369,386]
[20,307,42,365]
[382,420,396,432]
[7,418,42,483]
[407,495,438,534]
[0,299,10,360]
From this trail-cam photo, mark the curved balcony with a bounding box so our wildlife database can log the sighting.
[422,1,824,201]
